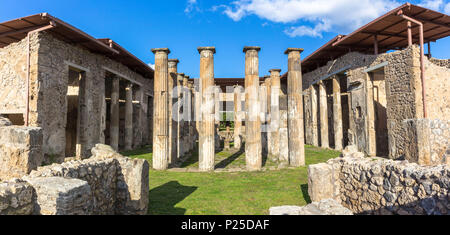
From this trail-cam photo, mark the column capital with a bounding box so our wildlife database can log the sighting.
[151,48,171,54]
[168,59,179,68]
[269,69,282,73]
[284,48,304,55]
[197,47,216,54]
[243,46,261,53]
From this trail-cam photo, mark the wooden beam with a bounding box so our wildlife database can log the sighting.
[0,24,48,38]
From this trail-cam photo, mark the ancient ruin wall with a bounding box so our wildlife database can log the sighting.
[429,58,450,68]
[0,126,43,181]
[0,33,39,118]
[424,59,450,120]
[0,144,149,215]
[308,152,449,215]
[403,118,450,166]
[303,46,426,162]
[34,31,153,161]
[0,179,34,215]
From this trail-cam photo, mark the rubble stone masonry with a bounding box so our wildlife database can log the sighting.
[308,149,449,215]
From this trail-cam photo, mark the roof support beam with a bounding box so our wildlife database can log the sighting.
[0,24,49,38]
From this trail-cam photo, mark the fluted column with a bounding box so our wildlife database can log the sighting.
[110,76,120,151]
[168,59,179,164]
[285,48,305,167]
[177,73,185,158]
[233,85,243,150]
[124,82,133,150]
[198,47,216,172]
[310,84,319,146]
[244,46,262,171]
[151,48,170,170]
[319,80,329,148]
[332,76,343,150]
[268,69,281,158]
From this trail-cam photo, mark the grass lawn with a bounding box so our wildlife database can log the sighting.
[121,145,340,215]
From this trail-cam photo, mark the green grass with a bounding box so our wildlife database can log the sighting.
[121,145,340,215]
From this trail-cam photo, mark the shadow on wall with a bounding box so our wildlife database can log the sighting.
[148,181,197,215]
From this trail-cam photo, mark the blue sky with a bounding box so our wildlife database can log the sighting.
[1,0,449,78]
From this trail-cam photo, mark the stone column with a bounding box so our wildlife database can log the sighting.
[243,46,262,171]
[151,48,170,170]
[269,69,281,158]
[177,73,185,158]
[310,85,319,146]
[214,86,221,125]
[332,76,343,150]
[110,76,120,151]
[285,48,305,167]
[319,80,329,148]
[198,47,216,172]
[183,75,191,153]
[265,77,272,155]
[124,82,133,150]
[259,83,268,154]
[168,59,179,164]
[233,85,243,150]
[279,95,289,162]
[135,85,145,148]
[188,82,195,152]
[214,86,221,151]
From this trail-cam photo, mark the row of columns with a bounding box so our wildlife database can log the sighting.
[109,76,141,152]
[151,46,307,171]
[151,48,200,170]
[308,76,343,151]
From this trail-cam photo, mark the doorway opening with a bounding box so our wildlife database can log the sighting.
[65,67,86,158]
[369,69,389,157]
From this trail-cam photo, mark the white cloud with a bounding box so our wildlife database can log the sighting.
[445,2,450,14]
[418,0,444,11]
[185,0,199,13]
[148,63,155,69]
[217,0,403,37]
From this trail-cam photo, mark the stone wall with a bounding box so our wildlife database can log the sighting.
[0,144,149,215]
[424,59,450,120]
[36,31,153,161]
[0,179,34,215]
[0,34,37,115]
[429,58,450,68]
[302,46,439,163]
[308,149,449,215]
[0,31,154,162]
[403,119,450,166]
[0,126,43,181]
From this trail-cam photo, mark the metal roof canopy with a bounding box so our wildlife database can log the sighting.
[0,13,154,79]
[289,2,449,76]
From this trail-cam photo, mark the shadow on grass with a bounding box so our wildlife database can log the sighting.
[179,142,199,168]
[215,145,245,169]
[148,181,198,215]
[300,184,311,204]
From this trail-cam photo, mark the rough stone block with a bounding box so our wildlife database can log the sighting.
[0,178,34,215]
[115,156,149,215]
[0,126,43,181]
[26,177,92,215]
[308,163,339,202]
[269,205,302,215]
[269,199,353,215]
